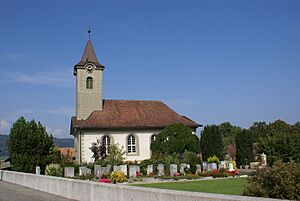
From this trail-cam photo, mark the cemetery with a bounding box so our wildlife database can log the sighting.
[43,155,249,187]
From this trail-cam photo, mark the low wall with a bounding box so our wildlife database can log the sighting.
[0,170,279,201]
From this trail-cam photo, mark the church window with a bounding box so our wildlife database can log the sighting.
[86,77,93,89]
[102,135,110,154]
[127,135,136,153]
[151,134,156,143]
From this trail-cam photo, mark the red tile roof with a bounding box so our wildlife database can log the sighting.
[71,100,200,133]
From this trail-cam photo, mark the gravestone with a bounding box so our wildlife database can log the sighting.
[250,162,259,169]
[228,163,234,172]
[207,163,213,172]
[36,166,40,175]
[170,164,177,176]
[196,164,202,174]
[147,165,153,175]
[129,165,137,178]
[85,168,91,175]
[120,164,128,176]
[180,163,190,175]
[202,162,208,171]
[212,163,218,170]
[113,165,121,172]
[136,165,140,173]
[220,161,226,169]
[94,166,108,178]
[157,164,165,176]
[94,165,101,176]
[261,153,267,166]
[79,166,87,176]
[64,167,74,178]
[107,165,112,173]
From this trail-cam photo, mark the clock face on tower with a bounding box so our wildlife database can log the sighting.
[84,63,96,73]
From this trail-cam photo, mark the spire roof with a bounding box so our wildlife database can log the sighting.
[75,39,104,67]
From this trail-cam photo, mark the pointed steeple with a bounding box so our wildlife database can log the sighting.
[74,33,104,76]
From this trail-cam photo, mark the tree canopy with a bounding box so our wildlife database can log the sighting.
[150,123,200,156]
[7,117,53,173]
[200,125,223,161]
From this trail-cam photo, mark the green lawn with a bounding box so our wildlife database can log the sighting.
[132,177,247,195]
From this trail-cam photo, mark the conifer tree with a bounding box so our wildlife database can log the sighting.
[200,125,223,161]
[235,129,254,166]
[7,117,53,173]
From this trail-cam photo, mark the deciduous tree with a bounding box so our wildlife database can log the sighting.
[151,123,200,156]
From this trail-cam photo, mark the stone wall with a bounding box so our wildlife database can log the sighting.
[0,170,280,201]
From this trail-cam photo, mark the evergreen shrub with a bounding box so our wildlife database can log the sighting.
[45,163,63,177]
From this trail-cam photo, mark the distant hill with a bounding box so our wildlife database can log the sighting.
[0,134,74,157]
[53,137,74,148]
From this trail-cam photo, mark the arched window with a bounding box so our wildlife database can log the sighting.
[102,135,110,154]
[86,77,93,89]
[127,135,136,153]
[151,134,156,143]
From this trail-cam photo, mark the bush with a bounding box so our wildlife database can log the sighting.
[207,155,220,164]
[110,171,128,183]
[77,173,94,180]
[183,151,201,174]
[45,163,63,177]
[139,159,156,175]
[243,161,300,200]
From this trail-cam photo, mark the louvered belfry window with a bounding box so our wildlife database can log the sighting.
[86,77,93,89]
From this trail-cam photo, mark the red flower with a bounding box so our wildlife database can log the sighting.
[99,178,111,183]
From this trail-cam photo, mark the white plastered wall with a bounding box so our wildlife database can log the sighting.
[80,129,160,163]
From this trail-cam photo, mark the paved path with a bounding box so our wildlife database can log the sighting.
[0,181,77,201]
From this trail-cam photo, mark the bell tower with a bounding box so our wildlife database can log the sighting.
[74,31,105,120]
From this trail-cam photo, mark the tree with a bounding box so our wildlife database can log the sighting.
[235,129,254,166]
[7,117,53,173]
[150,123,200,156]
[200,125,223,161]
[104,144,125,167]
[218,122,242,147]
[258,120,300,164]
[89,139,107,162]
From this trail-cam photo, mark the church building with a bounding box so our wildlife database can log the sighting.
[70,35,200,163]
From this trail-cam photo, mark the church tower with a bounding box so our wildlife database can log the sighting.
[74,33,105,120]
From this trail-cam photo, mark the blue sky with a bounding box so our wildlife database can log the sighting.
[0,0,299,138]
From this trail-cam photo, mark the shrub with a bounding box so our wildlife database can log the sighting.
[243,161,300,200]
[77,173,94,180]
[207,155,220,164]
[45,163,63,177]
[139,159,155,175]
[110,171,128,183]
[183,151,201,174]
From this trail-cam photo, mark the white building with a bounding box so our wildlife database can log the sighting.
[70,36,200,163]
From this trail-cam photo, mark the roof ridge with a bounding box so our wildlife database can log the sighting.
[103,99,162,102]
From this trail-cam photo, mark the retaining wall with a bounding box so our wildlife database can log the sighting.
[0,170,280,201]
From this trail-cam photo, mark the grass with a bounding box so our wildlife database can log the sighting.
[132,177,247,196]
